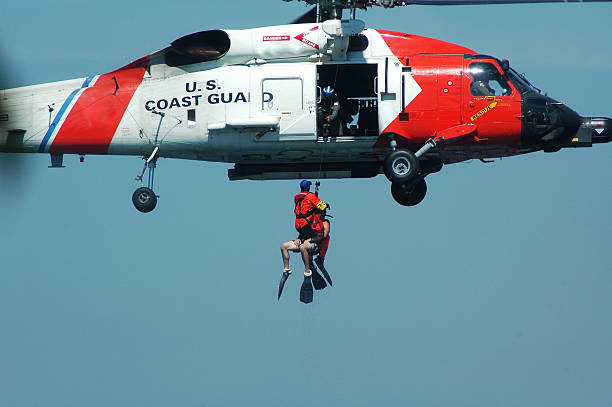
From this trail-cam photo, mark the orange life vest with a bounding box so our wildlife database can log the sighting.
[294,192,324,237]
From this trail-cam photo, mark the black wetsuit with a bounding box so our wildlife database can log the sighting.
[317,96,342,137]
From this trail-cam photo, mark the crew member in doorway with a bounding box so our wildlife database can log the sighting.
[278,180,328,303]
[318,86,342,137]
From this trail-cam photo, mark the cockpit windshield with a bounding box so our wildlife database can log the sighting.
[507,68,541,94]
[467,62,513,97]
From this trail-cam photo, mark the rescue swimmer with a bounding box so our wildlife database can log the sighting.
[278,179,331,303]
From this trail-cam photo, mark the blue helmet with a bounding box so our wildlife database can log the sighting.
[322,86,335,99]
[300,179,312,190]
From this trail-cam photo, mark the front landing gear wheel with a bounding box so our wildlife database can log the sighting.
[132,187,157,213]
[383,149,419,183]
[391,179,427,207]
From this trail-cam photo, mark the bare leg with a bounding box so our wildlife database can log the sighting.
[300,243,312,275]
[281,240,299,270]
[280,243,291,270]
[278,241,299,301]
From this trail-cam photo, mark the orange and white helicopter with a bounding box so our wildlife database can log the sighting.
[1,0,610,212]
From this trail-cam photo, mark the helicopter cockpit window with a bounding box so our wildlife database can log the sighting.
[507,68,541,94]
[468,62,513,97]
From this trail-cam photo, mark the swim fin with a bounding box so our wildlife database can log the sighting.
[278,270,291,300]
[300,274,313,304]
[311,264,327,290]
[314,256,332,286]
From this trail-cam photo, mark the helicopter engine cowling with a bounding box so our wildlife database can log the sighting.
[224,24,328,64]
[164,20,366,68]
[162,24,330,69]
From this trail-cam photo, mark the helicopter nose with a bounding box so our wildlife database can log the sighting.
[521,94,582,151]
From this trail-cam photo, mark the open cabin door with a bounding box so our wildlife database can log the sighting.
[316,63,379,138]
[252,64,316,141]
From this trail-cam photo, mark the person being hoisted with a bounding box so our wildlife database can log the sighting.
[313,207,332,288]
[278,179,328,303]
[309,206,333,291]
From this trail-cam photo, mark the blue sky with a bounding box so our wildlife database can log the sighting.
[1,1,612,406]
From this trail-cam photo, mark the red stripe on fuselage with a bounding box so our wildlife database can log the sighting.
[50,64,147,154]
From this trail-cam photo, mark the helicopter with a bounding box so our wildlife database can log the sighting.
[0,0,610,212]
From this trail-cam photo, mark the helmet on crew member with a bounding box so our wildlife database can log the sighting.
[321,86,335,99]
[299,179,312,191]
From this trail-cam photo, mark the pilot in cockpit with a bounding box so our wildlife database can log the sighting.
[471,79,496,96]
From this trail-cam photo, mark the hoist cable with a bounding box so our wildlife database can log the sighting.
[316,64,341,182]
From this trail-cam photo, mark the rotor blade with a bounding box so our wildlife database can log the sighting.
[375,0,612,5]
[283,0,612,11]
[290,6,317,23]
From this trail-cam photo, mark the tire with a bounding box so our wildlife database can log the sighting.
[383,149,419,183]
[391,179,427,207]
[132,187,157,213]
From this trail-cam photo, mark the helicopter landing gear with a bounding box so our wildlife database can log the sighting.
[383,128,456,183]
[391,179,427,206]
[383,133,447,206]
[386,157,443,207]
[133,147,159,213]
[132,186,157,213]
[383,149,419,183]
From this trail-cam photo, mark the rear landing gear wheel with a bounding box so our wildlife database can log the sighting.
[133,150,160,213]
[391,179,427,207]
[132,187,157,213]
[383,149,419,183]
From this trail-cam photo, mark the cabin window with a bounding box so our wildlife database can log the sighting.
[468,62,512,97]
[261,78,303,113]
[187,109,196,126]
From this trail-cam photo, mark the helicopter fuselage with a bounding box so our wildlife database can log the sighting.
[1,22,610,205]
